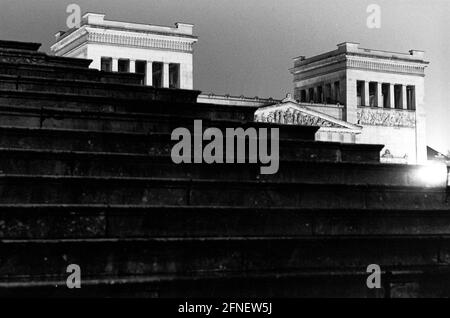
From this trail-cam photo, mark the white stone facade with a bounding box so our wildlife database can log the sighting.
[290,42,429,164]
[51,13,197,89]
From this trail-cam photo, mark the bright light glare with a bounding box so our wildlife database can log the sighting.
[416,162,448,187]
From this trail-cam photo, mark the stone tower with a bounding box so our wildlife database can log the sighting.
[290,42,429,164]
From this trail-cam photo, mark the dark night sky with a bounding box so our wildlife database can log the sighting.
[1,0,449,152]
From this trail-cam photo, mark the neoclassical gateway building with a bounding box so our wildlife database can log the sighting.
[52,14,429,164]
[51,13,197,89]
[256,42,428,164]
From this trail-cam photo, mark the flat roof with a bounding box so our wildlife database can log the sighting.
[293,42,429,67]
[55,12,197,42]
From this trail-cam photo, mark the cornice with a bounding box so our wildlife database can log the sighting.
[346,56,426,76]
[52,26,196,54]
[291,54,427,78]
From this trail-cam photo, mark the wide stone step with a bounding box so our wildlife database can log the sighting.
[0,175,446,208]
[0,74,202,103]
[2,268,450,297]
[0,90,253,121]
[0,127,381,163]
[0,105,317,140]
[0,236,448,281]
[1,205,450,239]
[0,149,441,187]
[0,270,386,298]
[0,62,144,85]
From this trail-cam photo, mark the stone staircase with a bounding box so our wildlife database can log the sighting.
[0,40,449,298]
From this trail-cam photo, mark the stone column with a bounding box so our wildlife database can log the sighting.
[163,63,170,88]
[112,58,118,72]
[330,83,335,103]
[305,89,310,103]
[129,59,136,73]
[364,81,370,106]
[337,80,343,105]
[377,82,383,107]
[402,85,407,109]
[146,61,153,86]
[313,87,318,103]
[389,84,395,108]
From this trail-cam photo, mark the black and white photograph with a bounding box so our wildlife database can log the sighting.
[0,0,449,306]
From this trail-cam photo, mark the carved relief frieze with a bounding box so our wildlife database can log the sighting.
[87,32,194,52]
[255,107,341,127]
[347,57,425,76]
[357,108,416,128]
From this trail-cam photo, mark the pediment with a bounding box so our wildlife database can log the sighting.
[254,101,361,131]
